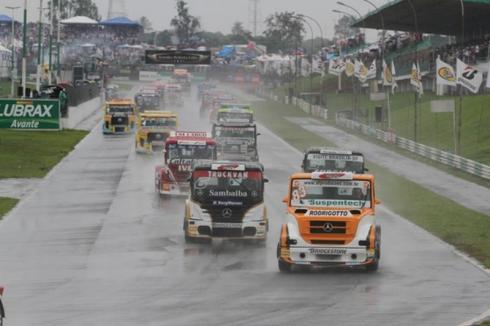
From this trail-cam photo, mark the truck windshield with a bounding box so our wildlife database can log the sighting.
[107,106,133,114]
[142,118,177,127]
[214,126,255,142]
[191,170,263,204]
[167,144,216,161]
[218,112,253,123]
[290,179,371,209]
[304,153,365,173]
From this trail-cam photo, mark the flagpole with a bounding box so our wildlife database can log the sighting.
[407,0,419,142]
[457,0,465,155]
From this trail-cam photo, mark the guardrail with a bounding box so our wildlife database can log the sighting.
[336,115,490,180]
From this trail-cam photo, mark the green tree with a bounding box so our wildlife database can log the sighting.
[139,16,153,32]
[334,15,359,40]
[230,21,251,44]
[47,0,100,21]
[263,12,304,52]
[170,0,201,45]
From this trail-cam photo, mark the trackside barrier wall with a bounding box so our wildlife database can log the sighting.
[335,114,490,180]
[61,96,102,129]
[256,88,328,121]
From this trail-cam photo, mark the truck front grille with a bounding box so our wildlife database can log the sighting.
[310,221,346,234]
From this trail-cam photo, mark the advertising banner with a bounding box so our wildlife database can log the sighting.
[145,50,211,65]
[0,98,60,130]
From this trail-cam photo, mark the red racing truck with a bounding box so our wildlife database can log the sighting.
[155,131,217,195]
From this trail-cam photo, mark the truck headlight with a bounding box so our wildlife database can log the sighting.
[244,204,265,222]
[191,202,211,221]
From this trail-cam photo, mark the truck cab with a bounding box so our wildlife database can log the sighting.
[302,148,366,174]
[102,99,136,134]
[155,131,216,195]
[135,111,178,153]
[212,122,259,162]
[184,161,268,242]
[0,286,5,325]
[277,171,381,272]
[135,87,160,112]
[216,103,254,124]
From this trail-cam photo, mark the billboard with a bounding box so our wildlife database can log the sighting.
[145,50,211,65]
[0,98,61,130]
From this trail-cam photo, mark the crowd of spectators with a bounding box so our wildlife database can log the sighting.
[435,38,489,65]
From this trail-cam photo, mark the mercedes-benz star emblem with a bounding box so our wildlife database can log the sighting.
[322,223,334,233]
[222,208,233,218]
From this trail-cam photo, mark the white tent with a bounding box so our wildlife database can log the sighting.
[60,16,98,25]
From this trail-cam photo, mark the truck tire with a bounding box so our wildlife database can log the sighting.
[278,259,292,273]
[366,226,381,272]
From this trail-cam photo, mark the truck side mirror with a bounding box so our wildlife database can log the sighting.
[375,198,381,205]
[257,133,261,136]
[282,196,288,203]
[263,177,269,183]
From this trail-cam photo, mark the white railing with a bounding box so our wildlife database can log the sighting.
[336,115,490,180]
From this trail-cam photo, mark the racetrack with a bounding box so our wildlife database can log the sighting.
[0,84,489,326]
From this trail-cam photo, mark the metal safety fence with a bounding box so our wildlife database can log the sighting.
[336,115,490,180]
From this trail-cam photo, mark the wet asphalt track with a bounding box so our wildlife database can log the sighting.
[0,86,489,326]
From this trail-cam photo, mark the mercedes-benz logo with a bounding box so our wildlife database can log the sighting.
[117,118,122,123]
[322,223,334,233]
[155,133,161,139]
[222,208,233,218]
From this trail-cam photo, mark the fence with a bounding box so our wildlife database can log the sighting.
[336,114,490,180]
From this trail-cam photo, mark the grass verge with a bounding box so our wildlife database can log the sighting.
[0,130,88,178]
[255,99,490,268]
[0,197,19,220]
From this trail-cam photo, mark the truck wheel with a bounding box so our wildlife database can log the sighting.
[366,226,381,272]
[278,259,292,273]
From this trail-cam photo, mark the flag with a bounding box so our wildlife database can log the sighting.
[457,58,483,93]
[328,59,345,76]
[436,56,457,87]
[354,59,361,79]
[366,60,377,80]
[410,62,423,95]
[345,59,355,77]
[358,61,368,83]
[328,59,339,76]
[486,64,490,88]
[391,61,398,94]
[383,59,393,87]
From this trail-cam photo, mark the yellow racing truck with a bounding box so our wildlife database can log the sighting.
[102,99,136,134]
[135,111,178,153]
[277,171,381,272]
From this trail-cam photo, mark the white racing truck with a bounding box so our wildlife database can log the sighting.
[302,148,367,174]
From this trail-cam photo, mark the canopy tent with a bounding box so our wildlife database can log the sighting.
[60,16,98,25]
[100,16,140,27]
[0,14,18,23]
[352,0,490,37]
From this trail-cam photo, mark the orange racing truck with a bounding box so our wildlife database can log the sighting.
[155,131,217,195]
[184,161,268,242]
[277,171,381,272]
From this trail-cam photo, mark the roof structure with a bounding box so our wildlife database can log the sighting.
[100,16,140,27]
[60,16,98,25]
[352,0,490,37]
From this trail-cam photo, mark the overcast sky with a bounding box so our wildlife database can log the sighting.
[6,0,387,40]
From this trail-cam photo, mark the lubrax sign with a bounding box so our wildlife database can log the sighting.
[0,99,61,130]
[145,50,211,65]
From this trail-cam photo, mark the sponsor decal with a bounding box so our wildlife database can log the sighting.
[305,210,352,217]
[170,158,193,165]
[0,99,60,130]
[212,200,243,206]
[304,199,363,208]
[209,189,248,197]
[309,248,347,255]
[308,154,364,162]
[311,172,353,180]
[174,131,210,138]
[212,222,242,229]
[211,164,246,172]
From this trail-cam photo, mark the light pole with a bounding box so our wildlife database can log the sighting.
[298,14,325,106]
[406,0,420,142]
[457,0,465,154]
[36,0,44,92]
[57,0,62,83]
[48,0,54,84]
[6,6,20,98]
[22,0,27,98]
[362,0,389,128]
[295,15,315,106]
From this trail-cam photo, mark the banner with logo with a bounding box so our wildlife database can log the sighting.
[436,56,457,87]
[358,61,369,83]
[345,59,355,77]
[486,64,490,88]
[457,58,483,94]
[366,60,377,81]
[391,61,398,94]
[0,99,60,130]
[328,60,345,76]
[382,60,393,87]
[410,62,423,96]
